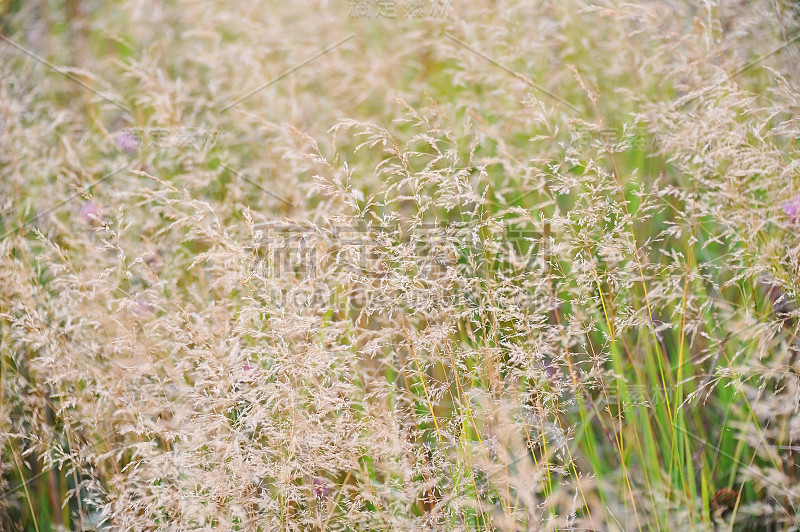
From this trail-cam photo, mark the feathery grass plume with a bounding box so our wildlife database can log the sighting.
[2,0,800,530]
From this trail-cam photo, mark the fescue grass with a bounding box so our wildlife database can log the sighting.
[2,0,800,530]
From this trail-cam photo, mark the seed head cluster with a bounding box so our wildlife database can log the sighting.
[1,0,800,530]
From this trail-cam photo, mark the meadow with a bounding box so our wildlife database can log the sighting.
[2,0,800,530]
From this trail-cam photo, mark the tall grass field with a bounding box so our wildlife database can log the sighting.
[2,0,800,530]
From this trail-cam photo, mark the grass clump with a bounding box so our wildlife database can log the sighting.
[2,0,800,530]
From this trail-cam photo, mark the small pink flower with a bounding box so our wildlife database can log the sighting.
[785,194,800,224]
[312,478,332,500]
[115,130,138,154]
[79,200,101,224]
[543,360,558,380]
[136,297,154,314]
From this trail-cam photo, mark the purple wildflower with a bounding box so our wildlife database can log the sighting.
[115,129,138,154]
[784,194,800,224]
[79,200,101,224]
[135,297,154,315]
[542,358,559,380]
[312,478,332,500]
